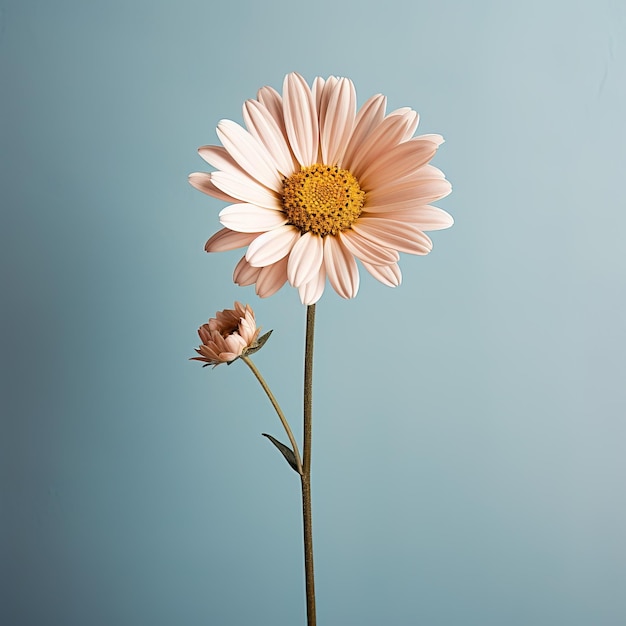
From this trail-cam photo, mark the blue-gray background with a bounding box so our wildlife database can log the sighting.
[2,1,625,624]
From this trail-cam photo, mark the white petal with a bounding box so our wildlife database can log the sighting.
[298,264,326,305]
[198,145,240,172]
[205,228,259,253]
[320,77,356,165]
[338,230,399,265]
[256,257,289,298]
[233,255,261,286]
[219,204,288,233]
[342,94,387,169]
[282,72,319,167]
[211,170,281,210]
[323,236,359,299]
[287,231,324,288]
[361,261,402,287]
[245,225,300,267]
[352,217,433,255]
[217,119,283,192]
[243,99,295,176]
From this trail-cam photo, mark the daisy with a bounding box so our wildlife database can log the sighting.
[192,302,261,367]
[190,73,453,305]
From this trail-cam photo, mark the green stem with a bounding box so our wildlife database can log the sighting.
[302,303,316,626]
[241,355,303,476]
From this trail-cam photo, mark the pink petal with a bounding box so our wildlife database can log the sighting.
[224,334,247,354]
[243,99,295,176]
[219,204,288,233]
[233,255,261,286]
[211,170,281,210]
[365,177,452,207]
[352,217,433,255]
[338,230,399,265]
[358,138,439,190]
[320,77,356,166]
[257,86,284,127]
[217,119,283,192]
[361,261,402,287]
[415,133,444,146]
[287,231,324,288]
[411,164,447,180]
[256,257,289,297]
[298,264,326,305]
[205,228,259,253]
[386,107,419,143]
[188,172,239,203]
[245,225,300,267]
[341,94,387,168]
[312,76,330,112]
[323,236,360,299]
[282,72,319,167]
[365,205,454,231]
[256,85,298,167]
[344,113,411,180]
[403,111,420,141]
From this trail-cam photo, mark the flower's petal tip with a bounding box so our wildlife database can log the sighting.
[436,207,455,229]
[298,268,326,305]
[204,228,258,253]
[300,292,321,306]
[340,285,359,300]
[419,133,445,146]
[286,70,305,82]
[188,172,226,198]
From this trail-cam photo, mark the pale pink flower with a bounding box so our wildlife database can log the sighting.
[190,73,453,305]
[192,302,262,367]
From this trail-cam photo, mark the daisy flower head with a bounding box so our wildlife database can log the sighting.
[190,73,453,305]
[192,302,263,367]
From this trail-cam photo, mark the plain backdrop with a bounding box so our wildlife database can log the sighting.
[2,1,625,624]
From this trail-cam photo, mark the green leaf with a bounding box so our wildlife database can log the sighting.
[262,433,299,473]
[246,330,273,356]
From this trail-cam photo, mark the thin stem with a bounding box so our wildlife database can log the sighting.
[302,303,316,626]
[241,355,303,476]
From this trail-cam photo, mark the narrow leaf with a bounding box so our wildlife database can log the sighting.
[246,330,273,356]
[262,433,299,473]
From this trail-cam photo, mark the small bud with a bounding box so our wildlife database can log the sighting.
[191,302,262,368]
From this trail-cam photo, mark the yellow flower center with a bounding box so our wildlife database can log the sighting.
[282,164,365,236]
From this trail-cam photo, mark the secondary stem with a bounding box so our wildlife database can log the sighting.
[241,355,303,475]
[302,303,316,626]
